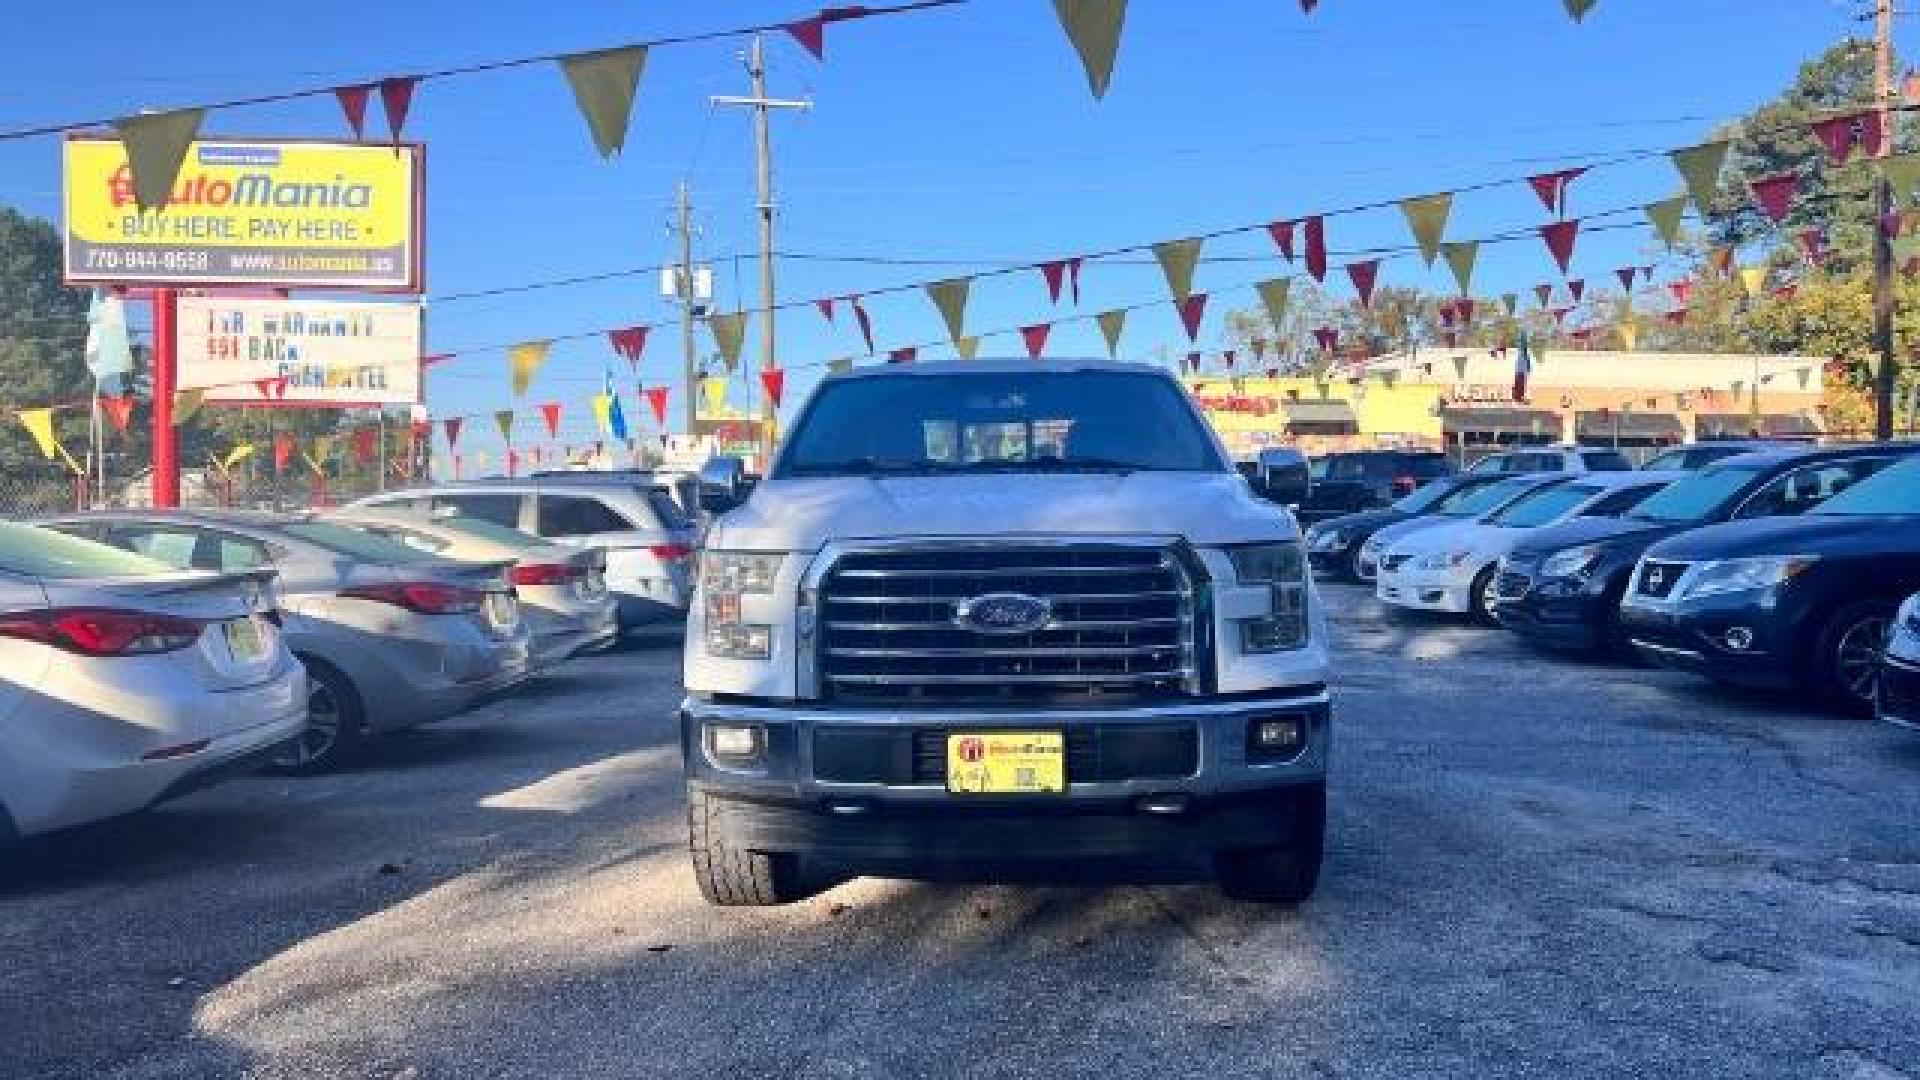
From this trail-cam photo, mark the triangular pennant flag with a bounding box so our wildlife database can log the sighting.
[1153,238,1203,304]
[608,326,649,367]
[334,85,371,139]
[708,311,748,371]
[1527,167,1587,214]
[956,335,981,360]
[540,401,563,437]
[112,108,205,213]
[1039,258,1083,304]
[1540,219,1580,274]
[1399,192,1452,266]
[889,347,917,365]
[1177,293,1208,341]
[1452,355,1469,381]
[849,295,874,352]
[1304,215,1328,282]
[1266,220,1297,261]
[702,376,728,416]
[1564,0,1598,22]
[1737,264,1768,297]
[1707,246,1734,277]
[1619,321,1639,351]
[1255,279,1291,330]
[1615,266,1637,292]
[509,340,551,396]
[494,409,515,442]
[1884,153,1920,203]
[16,409,59,460]
[1313,326,1339,353]
[253,376,287,400]
[608,392,628,443]
[1549,306,1574,326]
[815,296,836,324]
[1441,241,1479,295]
[443,416,464,448]
[1019,323,1052,358]
[1345,260,1380,307]
[1664,308,1690,325]
[350,429,377,465]
[644,386,669,426]
[1501,292,1519,317]
[1457,298,1477,324]
[1798,228,1828,263]
[172,388,203,425]
[1669,280,1694,305]
[559,46,648,158]
[1534,283,1554,309]
[1670,141,1730,215]
[1051,0,1127,100]
[1645,194,1688,249]
[273,432,296,471]
[1222,350,1236,370]
[1568,279,1586,303]
[1251,338,1268,362]
[590,393,614,435]
[1812,112,1874,166]
[100,396,135,433]
[1097,309,1127,358]
[785,15,826,60]
[761,367,786,408]
[925,278,971,345]
[379,77,417,146]
[1749,173,1798,224]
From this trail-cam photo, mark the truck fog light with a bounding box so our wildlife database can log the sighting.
[1721,626,1756,652]
[706,724,765,762]
[1248,715,1304,760]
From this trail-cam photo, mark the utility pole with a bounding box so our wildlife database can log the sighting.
[675,181,698,437]
[713,35,811,461]
[1873,0,1898,441]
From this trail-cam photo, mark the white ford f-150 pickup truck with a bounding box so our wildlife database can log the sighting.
[680,360,1332,905]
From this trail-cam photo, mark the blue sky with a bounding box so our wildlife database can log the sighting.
[0,0,1888,454]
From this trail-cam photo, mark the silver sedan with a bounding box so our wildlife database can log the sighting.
[0,522,306,842]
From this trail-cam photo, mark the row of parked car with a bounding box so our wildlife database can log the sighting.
[0,466,744,847]
[1301,441,1920,726]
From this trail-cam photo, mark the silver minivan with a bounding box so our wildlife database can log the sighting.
[351,478,696,632]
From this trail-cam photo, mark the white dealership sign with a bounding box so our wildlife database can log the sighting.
[177,295,422,406]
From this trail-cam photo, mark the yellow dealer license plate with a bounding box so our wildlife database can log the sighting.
[946,731,1065,795]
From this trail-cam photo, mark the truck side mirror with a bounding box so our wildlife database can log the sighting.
[698,456,748,515]
[1251,449,1310,507]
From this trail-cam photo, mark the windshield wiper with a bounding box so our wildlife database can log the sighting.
[786,457,946,476]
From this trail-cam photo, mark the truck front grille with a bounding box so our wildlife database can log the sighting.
[816,544,1198,706]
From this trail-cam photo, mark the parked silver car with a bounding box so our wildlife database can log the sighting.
[322,509,618,669]
[39,511,531,772]
[0,522,306,842]
[349,478,696,632]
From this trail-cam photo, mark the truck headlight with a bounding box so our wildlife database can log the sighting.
[1541,544,1604,580]
[699,551,786,659]
[1224,542,1308,654]
[1680,555,1816,600]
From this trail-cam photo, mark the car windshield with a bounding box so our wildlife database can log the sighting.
[1811,456,1920,515]
[777,371,1223,477]
[435,516,548,549]
[0,522,175,578]
[279,521,444,564]
[1627,462,1771,523]
[1440,478,1538,518]
[1393,478,1461,514]
[1488,483,1598,528]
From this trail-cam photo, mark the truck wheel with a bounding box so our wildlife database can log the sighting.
[1214,784,1325,905]
[687,790,810,906]
[1813,601,1894,714]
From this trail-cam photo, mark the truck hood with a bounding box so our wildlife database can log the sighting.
[706,472,1298,552]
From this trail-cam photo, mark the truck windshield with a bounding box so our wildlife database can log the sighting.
[776,371,1224,477]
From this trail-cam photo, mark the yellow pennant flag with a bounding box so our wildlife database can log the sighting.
[1255,279,1291,329]
[701,376,728,417]
[509,341,551,397]
[589,393,613,435]
[1670,141,1730,216]
[1441,241,1479,295]
[1399,192,1453,266]
[708,312,747,372]
[112,107,205,213]
[1097,309,1127,358]
[304,436,333,477]
[1051,0,1127,100]
[558,45,648,159]
[222,444,256,471]
[1738,264,1769,297]
[16,408,59,460]
[955,335,981,361]
[1152,238,1202,305]
[925,278,971,346]
[172,388,204,425]
[1618,321,1639,351]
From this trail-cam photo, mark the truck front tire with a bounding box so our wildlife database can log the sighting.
[687,790,810,906]
[1213,784,1326,905]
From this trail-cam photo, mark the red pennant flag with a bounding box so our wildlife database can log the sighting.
[409,419,431,444]
[1177,293,1208,341]
[1527,167,1587,215]
[1186,352,1202,373]
[539,401,562,437]
[1019,323,1052,358]
[888,346,916,364]
[1750,173,1798,224]
[1540,219,1580,274]
[273,433,296,471]
[1345,260,1381,307]
[351,427,377,465]
[1668,280,1693,305]
[443,416,464,448]
[253,376,286,399]
[1534,283,1554,309]
[608,326,649,367]
[1663,308,1690,325]
[644,386,670,425]
[1810,111,1883,165]
[1457,298,1476,323]
[1886,211,1907,239]
[1313,326,1339,352]
[850,295,875,353]
[1798,228,1828,263]
[1303,216,1327,282]
[1549,306,1573,326]
[1039,258,1083,304]
[379,77,417,145]
[785,16,826,59]
[1266,219,1297,261]
[100,395,135,432]
[1567,279,1586,303]
[815,296,836,324]
[1615,266,1637,292]
[507,449,520,477]
[334,84,372,139]
[760,367,786,407]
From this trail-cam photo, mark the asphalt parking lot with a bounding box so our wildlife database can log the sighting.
[5,582,1920,1080]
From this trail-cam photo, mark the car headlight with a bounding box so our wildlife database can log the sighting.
[699,551,787,659]
[1223,542,1309,654]
[1680,555,1816,600]
[1307,527,1350,552]
[1541,544,1604,580]
[1420,549,1473,570]
[1896,593,1920,641]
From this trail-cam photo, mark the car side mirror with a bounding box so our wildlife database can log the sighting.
[698,482,742,516]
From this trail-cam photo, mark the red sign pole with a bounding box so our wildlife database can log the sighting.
[149,288,181,508]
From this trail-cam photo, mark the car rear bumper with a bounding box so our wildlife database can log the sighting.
[1878,653,1920,731]
[681,688,1330,861]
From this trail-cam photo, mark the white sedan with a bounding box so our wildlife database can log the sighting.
[1376,471,1685,621]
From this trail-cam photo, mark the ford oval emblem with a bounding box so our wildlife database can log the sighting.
[954,592,1053,635]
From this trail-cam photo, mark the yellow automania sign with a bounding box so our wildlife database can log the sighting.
[63,138,422,290]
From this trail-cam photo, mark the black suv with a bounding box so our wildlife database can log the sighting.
[1298,451,1451,524]
[1304,473,1506,580]
[1618,453,1920,710]
[1492,444,1920,657]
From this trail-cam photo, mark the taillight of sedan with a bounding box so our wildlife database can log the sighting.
[0,607,204,656]
[650,544,693,563]
[339,582,483,615]
[509,563,583,587]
